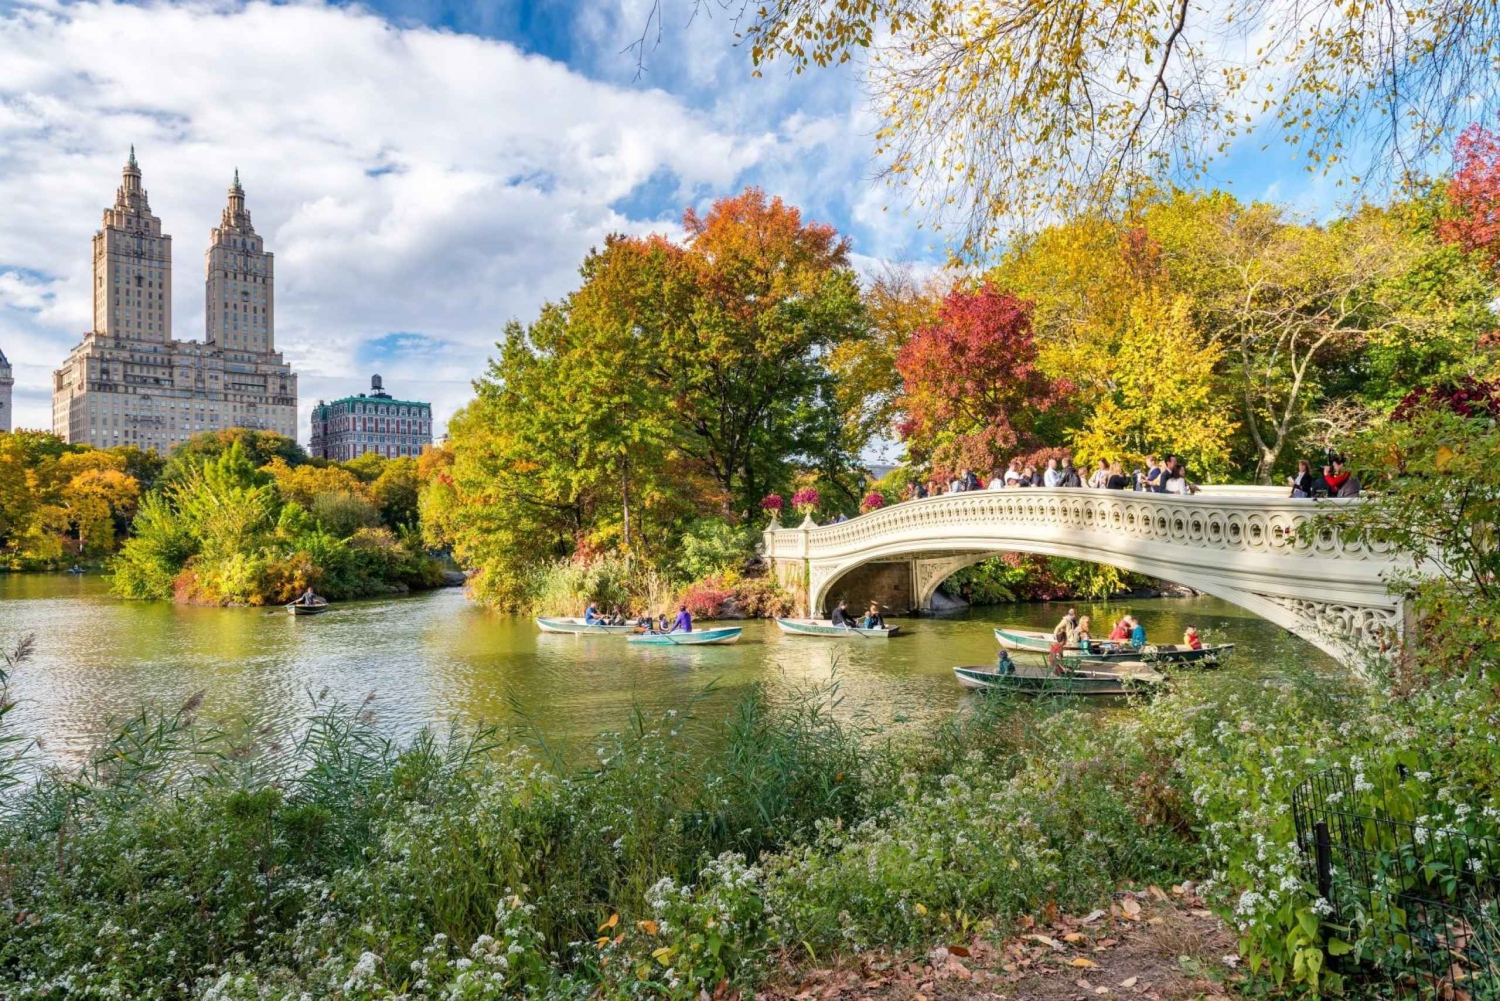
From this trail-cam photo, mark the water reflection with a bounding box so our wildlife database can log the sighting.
[0,573,1333,770]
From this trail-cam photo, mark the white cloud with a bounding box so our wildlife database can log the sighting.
[0,0,923,436]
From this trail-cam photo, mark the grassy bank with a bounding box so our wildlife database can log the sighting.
[0,651,1494,1000]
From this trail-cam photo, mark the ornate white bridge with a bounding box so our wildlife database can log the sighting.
[762,487,1406,665]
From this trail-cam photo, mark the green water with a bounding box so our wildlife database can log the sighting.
[0,573,1333,770]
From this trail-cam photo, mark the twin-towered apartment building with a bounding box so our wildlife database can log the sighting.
[45,150,431,459]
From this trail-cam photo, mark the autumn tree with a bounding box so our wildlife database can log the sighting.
[668,0,1500,258]
[657,189,868,511]
[894,285,1065,478]
[1440,120,1500,272]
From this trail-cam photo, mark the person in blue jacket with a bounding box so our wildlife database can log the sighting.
[1129,616,1148,648]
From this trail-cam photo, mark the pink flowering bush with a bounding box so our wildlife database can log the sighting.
[860,492,885,514]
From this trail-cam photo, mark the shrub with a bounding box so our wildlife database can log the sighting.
[681,574,736,618]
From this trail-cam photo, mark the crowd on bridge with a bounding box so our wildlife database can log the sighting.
[896,453,1361,501]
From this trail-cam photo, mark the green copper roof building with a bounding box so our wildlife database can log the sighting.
[309,374,432,461]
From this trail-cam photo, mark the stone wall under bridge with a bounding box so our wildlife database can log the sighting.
[762,488,1409,668]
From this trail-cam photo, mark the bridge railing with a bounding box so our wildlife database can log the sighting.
[764,487,1380,563]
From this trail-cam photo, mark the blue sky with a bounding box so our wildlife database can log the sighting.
[0,0,1368,439]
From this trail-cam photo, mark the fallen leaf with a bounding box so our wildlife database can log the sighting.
[948,961,972,981]
[1077,979,1094,989]
[913,994,927,1001]
[1121,898,1142,918]
[1029,934,1063,949]
[862,981,884,989]
[1097,988,1111,994]
[599,913,620,932]
[1070,958,1099,968]
[1190,909,1213,918]
[1147,918,1164,926]
[1120,977,1139,988]
[1148,886,1168,901]
[1002,963,1019,974]
[914,903,928,916]
[1080,910,1107,924]
[636,920,659,935]
[1095,938,1119,948]
[1063,932,1086,943]
[948,945,971,957]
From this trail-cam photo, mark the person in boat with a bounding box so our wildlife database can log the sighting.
[861,602,885,629]
[1108,616,1131,642]
[1129,616,1148,649]
[1183,625,1203,650]
[299,586,320,606]
[995,649,1017,676]
[665,603,693,634]
[584,602,606,625]
[1076,615,1094,653]
[636,612,655,632]
[1052,607,1079,644]
[657,613,671,633]
[831,599,859,628]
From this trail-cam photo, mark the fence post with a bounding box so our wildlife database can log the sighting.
[1314,820,1333,902]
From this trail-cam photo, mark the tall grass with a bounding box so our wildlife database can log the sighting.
[0,673,1206,1000]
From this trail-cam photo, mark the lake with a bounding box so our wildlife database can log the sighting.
[0,573,1333,771]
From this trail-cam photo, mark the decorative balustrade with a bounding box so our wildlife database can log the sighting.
[770,490,1382,562]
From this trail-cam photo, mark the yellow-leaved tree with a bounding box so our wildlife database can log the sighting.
[1066,292,1237,478]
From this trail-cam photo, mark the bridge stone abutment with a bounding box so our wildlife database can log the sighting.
[763,488,1407,668]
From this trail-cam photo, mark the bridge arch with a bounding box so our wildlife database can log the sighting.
[764,488,1406,667]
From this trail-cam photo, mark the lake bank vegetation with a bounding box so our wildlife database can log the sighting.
[106,430,442,606]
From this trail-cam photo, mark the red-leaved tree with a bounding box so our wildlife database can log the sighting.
[894,286,1066,479]
[1440,121,1500,272]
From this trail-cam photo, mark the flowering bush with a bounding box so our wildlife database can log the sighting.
[760,493,784,514]
[790,487,820,515]
[859,491,885,513]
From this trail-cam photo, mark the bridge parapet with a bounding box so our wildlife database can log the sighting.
[763,489,1406,668]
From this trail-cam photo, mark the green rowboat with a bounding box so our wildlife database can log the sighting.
[953,664,1163,698]
[775,618,900,638]
[535,617,638,636]
[992,627,1232,666]
[627,627,742,646]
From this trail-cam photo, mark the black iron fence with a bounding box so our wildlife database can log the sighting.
[1292,767,1500,999]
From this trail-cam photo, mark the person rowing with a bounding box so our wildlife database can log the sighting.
[831,599,860,629]
[299,586,321,606]
[584,601,606,625]
[665,603,693,634]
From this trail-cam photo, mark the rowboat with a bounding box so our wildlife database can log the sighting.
[953,664,1164,698]
[627,627,742,646]
[993,628,1232,666]
[535,616,638,636]
[775,618,901,638]
[286,599,330,616]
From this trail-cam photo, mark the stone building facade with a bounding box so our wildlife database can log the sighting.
[0,347,13,432]
[51,150,297,452]
[309,375,433,461]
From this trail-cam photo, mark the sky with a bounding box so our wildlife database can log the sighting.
[0,0,1362,440]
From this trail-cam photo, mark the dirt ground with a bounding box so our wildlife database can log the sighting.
[759,884,1243,1001]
